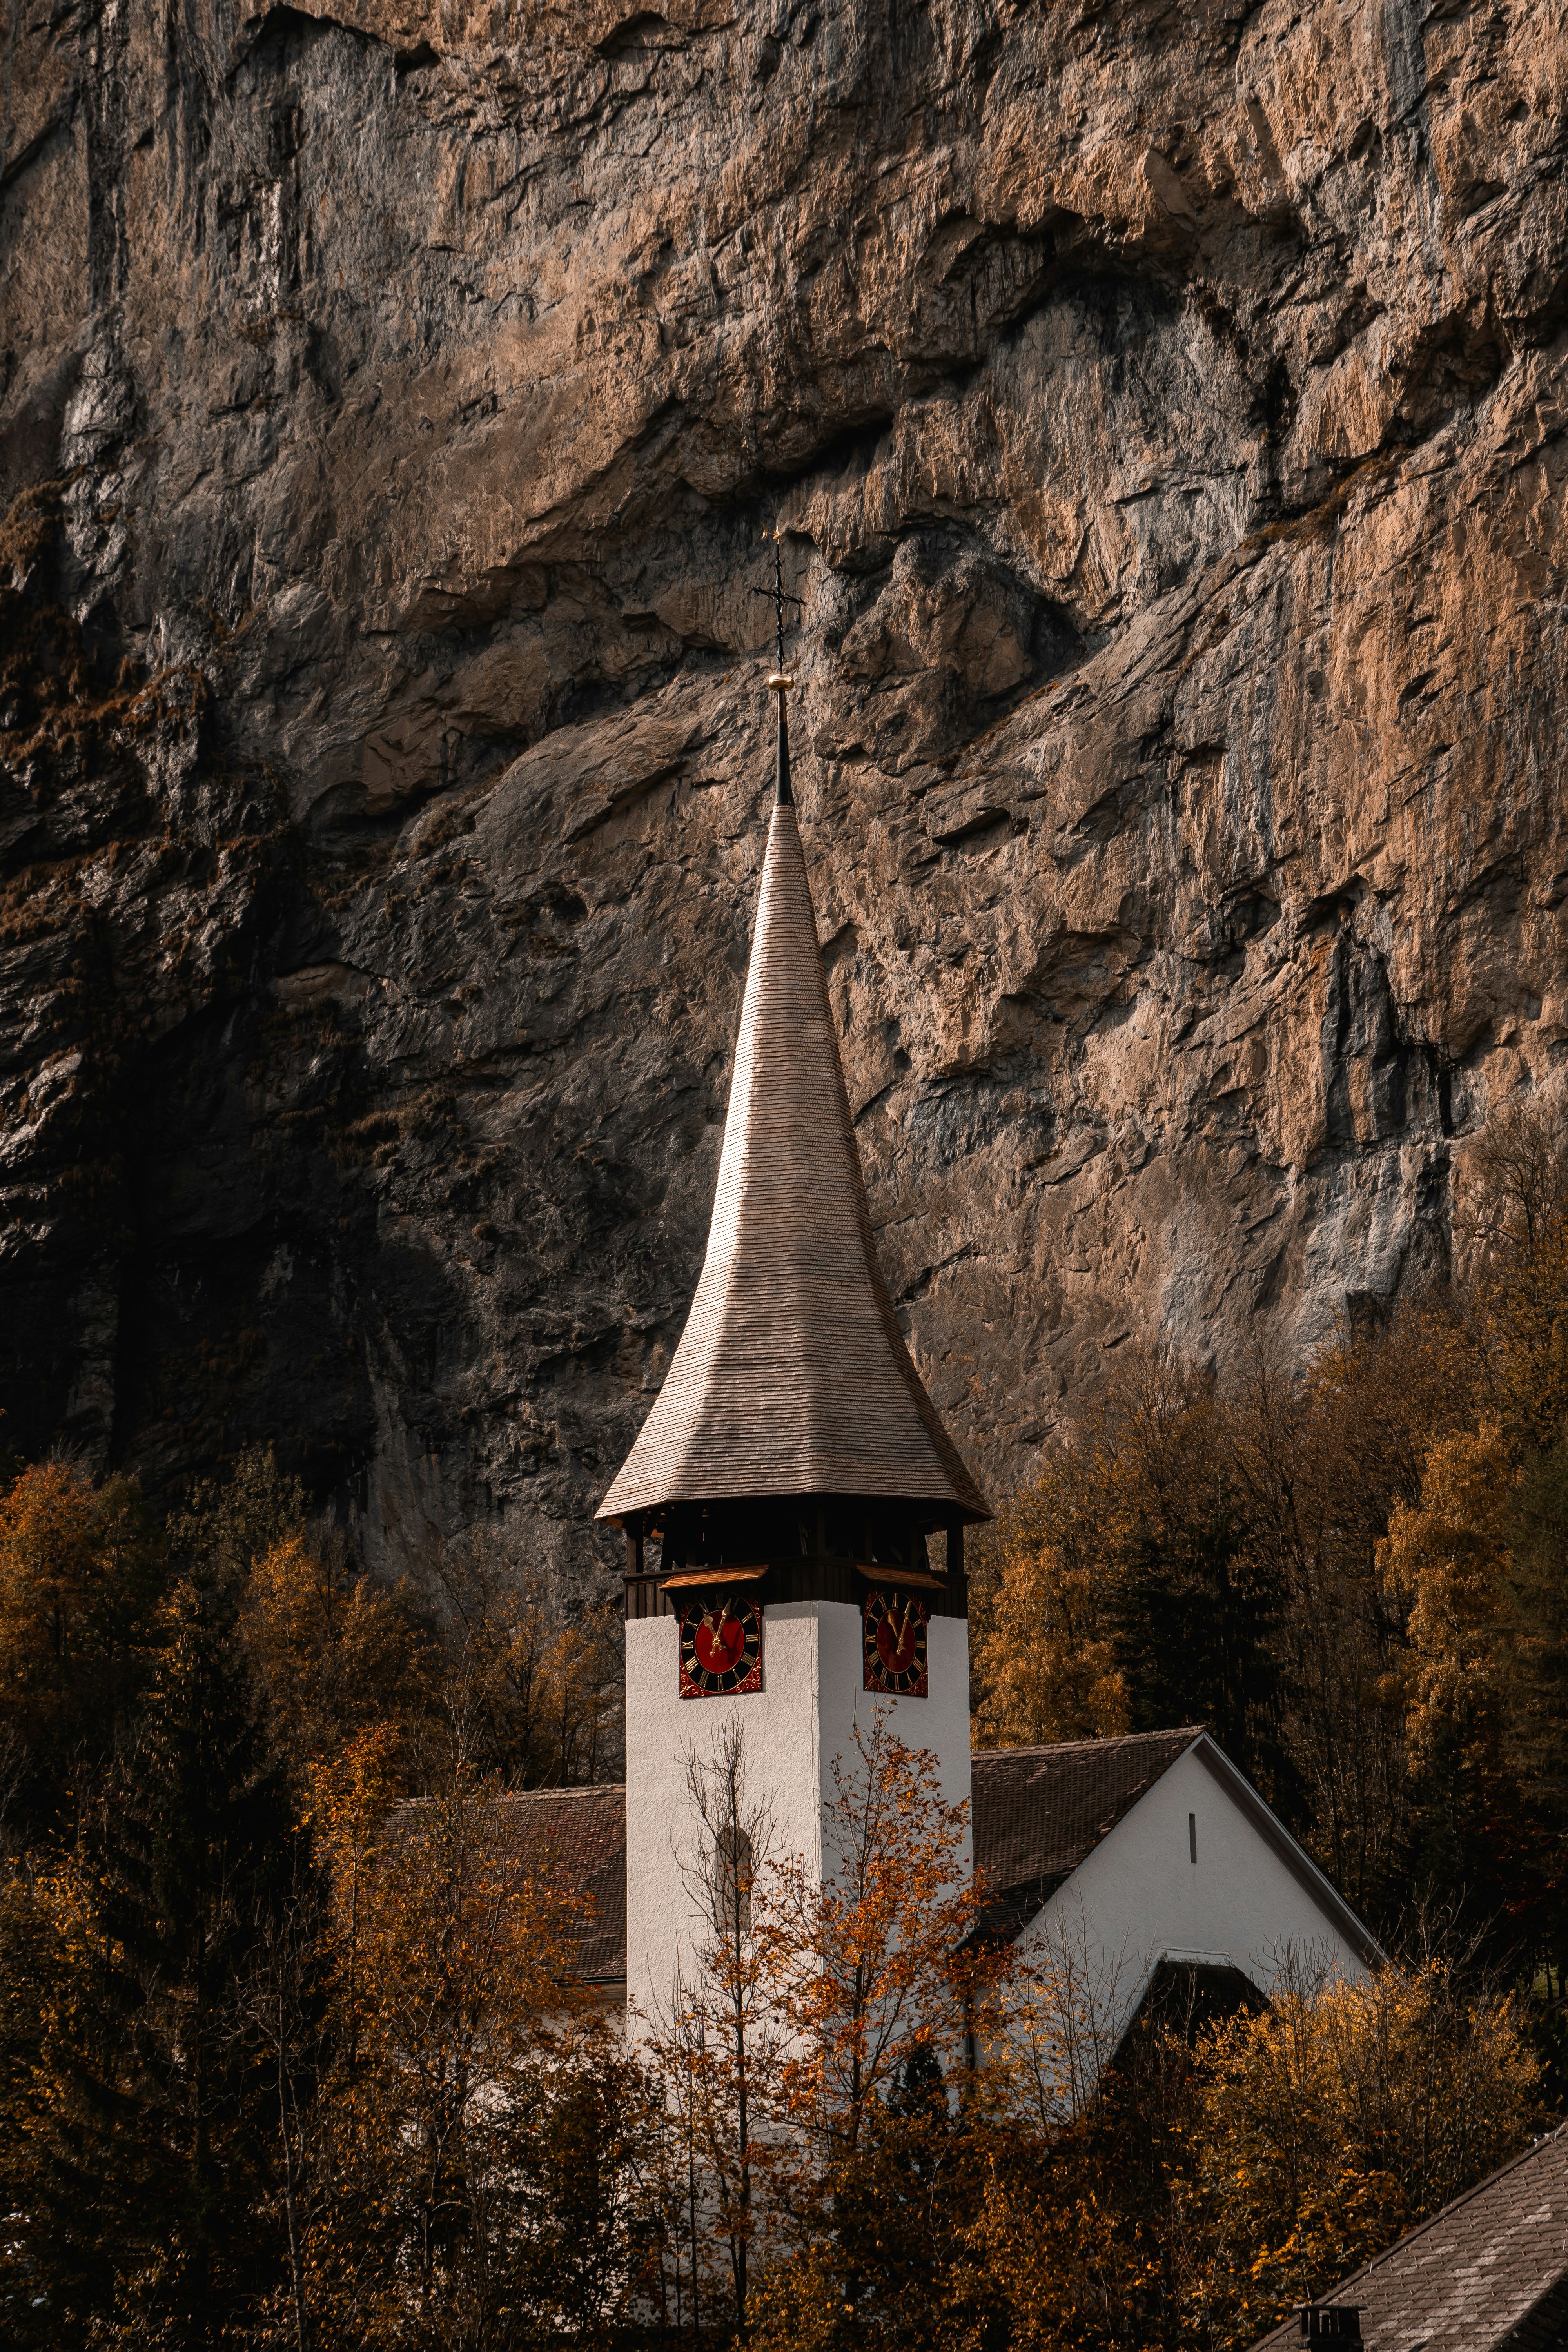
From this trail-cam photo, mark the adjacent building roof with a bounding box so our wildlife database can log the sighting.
[499,1786,628,1985]
[1249,2125,1568,2352]
[597,696,987,1525]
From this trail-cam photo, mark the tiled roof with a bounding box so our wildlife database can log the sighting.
[971,1728,1205,1900]
[597,735,987,1524]
[509,1727,1373,1989]
[1249,2125,1568,2352]
[499,1786,628,1983]
[511,1735,1205,1982]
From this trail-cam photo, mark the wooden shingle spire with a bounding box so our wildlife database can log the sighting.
[599,557,988,1527]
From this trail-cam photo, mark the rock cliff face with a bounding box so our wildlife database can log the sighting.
[3,0,1566,1593]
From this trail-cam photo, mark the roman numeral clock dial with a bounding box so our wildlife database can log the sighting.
[678,1593,764,1698]
[862,1587,929,1698]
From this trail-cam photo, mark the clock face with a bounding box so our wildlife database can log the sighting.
[862,1588,929,1698]
[679,1594,764,1699]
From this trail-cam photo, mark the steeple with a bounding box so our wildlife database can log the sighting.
[599,539,987,1535]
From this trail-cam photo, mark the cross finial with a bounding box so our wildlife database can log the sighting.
[750,524,803,679]
[750,525,804,808]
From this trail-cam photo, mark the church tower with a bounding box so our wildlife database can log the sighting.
[599,550,989,2020]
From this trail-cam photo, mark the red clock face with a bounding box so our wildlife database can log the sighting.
[679,1595,763,1699]
[862,1588,928,1698]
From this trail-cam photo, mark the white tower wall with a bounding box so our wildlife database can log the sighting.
[625,1597,972,2028]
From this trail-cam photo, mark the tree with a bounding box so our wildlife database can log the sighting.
[17,1552,315,2348]
[1100,1354,1290,1806]
[0,1461,164,1835]
[1177,1954,1541,2349]
[972,1460,1129,1748]
[1455,1094,1568,1452]
[1499,1434,1568,1838]
[1231,1311,1474,1927]
[1388,1420,1515,1780]
[973,1349,1292,1806]
[303,1733,602,2347]
[960,2107,1170,2352]
[756,1719,1003,2340]
[506,2034,671,2345]
[167,1442,310,1595]
[648,1715,782,2336]
[1377,1413,1568,2053]
[243,1526,437,1769]
[435,1532,623,1789]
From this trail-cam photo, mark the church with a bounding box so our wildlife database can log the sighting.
[524,581,1378,2048]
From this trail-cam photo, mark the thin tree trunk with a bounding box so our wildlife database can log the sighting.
[735,1972,749,2334]
[687,2104,701,2343]
[277,2013,309,2352]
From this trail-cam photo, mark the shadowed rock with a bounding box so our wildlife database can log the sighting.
[2,0,1565,1599]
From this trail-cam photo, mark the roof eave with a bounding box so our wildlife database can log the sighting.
[596,1480,992,1528]
[1187,1733,1387,1971]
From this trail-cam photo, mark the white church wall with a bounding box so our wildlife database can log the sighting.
[625,1597,974,2029]
[1010,1740,1374,2065]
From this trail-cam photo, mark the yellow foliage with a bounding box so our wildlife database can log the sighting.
[0,1461,162,1766]
[301,1740,601,2344]
[1379,1419,1514,1762]
[964,2143,1164,2352]
[1181,1958,1540,2348]
[242,1529,432,1760]
[436,1537,622,1786]
[973,1460,1129,1748]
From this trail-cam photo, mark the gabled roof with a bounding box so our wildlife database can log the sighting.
[971,1729,1383,1966]
[499,1786,627,1984]
[972,1728,1204,1900]
[597,702,987,1525]
[528,1731,1380,1990]
[1249,2125,1568,2352]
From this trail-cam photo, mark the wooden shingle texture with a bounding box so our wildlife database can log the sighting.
[972,1729,1205,1901]
[1248,2125,1568,2351]
[598,796,987,1522]
[499,1786,627,1985]
[512,1738,1205,1983]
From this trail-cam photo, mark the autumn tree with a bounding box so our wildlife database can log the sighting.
[1498,1434,1568,1854]
[1383,1420,1519,1917]
[1457,1097,1568,1450]
[167,1441,311,1595]
[243,1525,437,1769]
[962,2098,1174,2352]
[1177,1954,1541,2348]
[973,1349,1291,1807]
[435,1532,623,1788]
[0,1461,164,1835]
[972,1459,1129,1748]
[505,2034,671,2345]
[1230,1310,1474,1924]
[15,1552,315,2348]
[303,1731,635,2347]
[1100,1352,1292,1804]
[750,1719,1004,2347]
